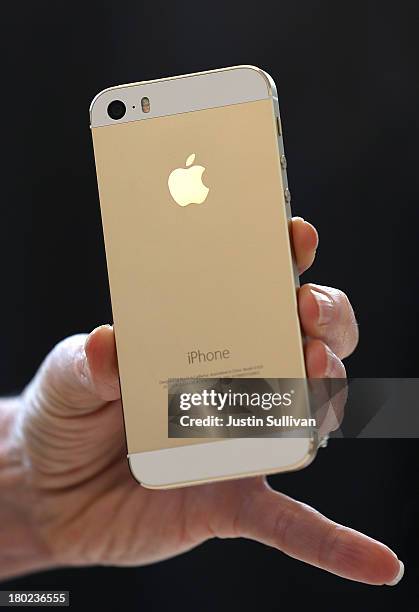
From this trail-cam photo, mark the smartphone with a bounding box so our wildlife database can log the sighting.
[90,65,318,488]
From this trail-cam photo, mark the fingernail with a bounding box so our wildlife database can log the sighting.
[310,289,334,325]
[311,225,319,250]
[385,560,404,586]
[84,324,112,349]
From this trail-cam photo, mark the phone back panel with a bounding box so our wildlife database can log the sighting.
[91,97,306,454]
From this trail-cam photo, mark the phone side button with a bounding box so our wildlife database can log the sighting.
[284,188,292,204]
[280,154,287,169]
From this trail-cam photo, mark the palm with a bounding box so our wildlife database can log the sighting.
[23,385,260,568]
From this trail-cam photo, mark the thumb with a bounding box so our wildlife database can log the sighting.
[24,325,121,416]
[18,326,123,486]
[216,479,403,586]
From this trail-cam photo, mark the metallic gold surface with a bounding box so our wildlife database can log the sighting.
[92,96,309,455]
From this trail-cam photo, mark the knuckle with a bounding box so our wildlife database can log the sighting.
[330,288,350,314]
[216,478,267,539]
[303,283,360,358]
[341,318,359,357]
[272,504,299,549]
[328,351,346,378]
[337,290,356,325]
[317,523,344,568]
[329,290,359,358]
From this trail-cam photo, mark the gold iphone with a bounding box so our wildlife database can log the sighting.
[90,66,317,489]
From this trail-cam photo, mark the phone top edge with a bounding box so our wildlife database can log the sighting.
[90,65,277,128]
[90,65,273,105]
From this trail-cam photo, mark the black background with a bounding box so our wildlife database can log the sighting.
[1,1,419,609]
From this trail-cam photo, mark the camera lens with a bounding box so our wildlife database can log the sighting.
[107,100,126,120]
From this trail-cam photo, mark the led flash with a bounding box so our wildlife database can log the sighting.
[141,97,150,113]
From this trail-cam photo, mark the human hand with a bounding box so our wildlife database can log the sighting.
[0,218,402,586]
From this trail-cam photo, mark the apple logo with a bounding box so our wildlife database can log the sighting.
[168,153,209,207]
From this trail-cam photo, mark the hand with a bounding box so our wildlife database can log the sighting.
[0,218,402,586]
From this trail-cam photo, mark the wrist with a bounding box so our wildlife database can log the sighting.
[0,397,53,580]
